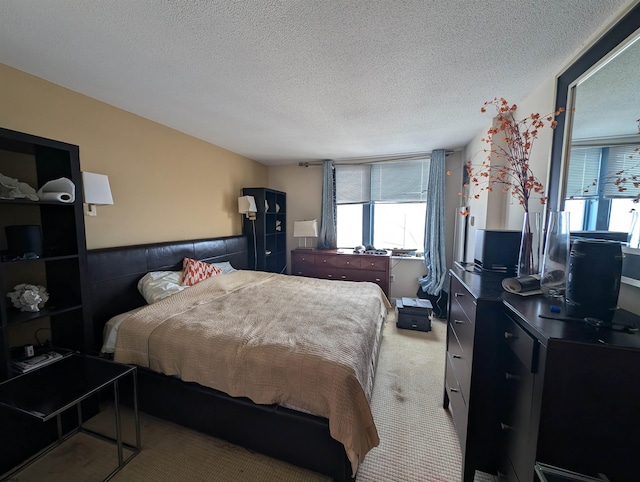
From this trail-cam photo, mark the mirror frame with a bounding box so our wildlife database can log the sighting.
[548,1,640,211]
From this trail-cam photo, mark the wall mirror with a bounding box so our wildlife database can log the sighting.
[548,2,640,245]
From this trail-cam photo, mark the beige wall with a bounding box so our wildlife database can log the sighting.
[0,64,268,249]
[268,164,323,268]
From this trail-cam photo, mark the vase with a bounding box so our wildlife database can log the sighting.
[517,211,543,277]
[540,211,570,298]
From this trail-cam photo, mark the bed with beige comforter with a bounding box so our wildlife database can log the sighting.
[113,270,390,474]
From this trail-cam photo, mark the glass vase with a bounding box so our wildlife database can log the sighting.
[540,211,570,298]
[517,212,543,277]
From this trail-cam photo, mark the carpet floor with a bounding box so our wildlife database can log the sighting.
[10,313,494,481]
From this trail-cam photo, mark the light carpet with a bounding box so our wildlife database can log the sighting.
[10,313,494,481]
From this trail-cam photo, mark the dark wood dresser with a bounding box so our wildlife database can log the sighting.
[446,264,640,482]
[445,264,506,482]
[499,294,640,482]
[290,249,390,296]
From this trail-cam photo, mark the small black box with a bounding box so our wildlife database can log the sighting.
[474,229,521,272]
[396,298,432,332]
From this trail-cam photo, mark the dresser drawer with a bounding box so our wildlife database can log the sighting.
[348,269,385,283]
[313,267,340,280]
[447,322,471,397]
[448,298,475,361]
[500,348,535,482]
[360,256,389,271]
[503,317,537,373]
[335,255,361,269]
[292,252,315,270]
[314,254,337,267]
[450,277,477,323]
[445,355,468,451]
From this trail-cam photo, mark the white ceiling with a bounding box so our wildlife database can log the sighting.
[0,1,634,165]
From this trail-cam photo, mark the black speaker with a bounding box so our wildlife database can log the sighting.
[5,225,43,257]
[566,239,622,323]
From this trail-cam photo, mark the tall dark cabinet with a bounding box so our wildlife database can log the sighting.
[0,127,90,473]
[241,188,286,273]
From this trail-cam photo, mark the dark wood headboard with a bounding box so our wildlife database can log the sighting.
[86,235,248,352]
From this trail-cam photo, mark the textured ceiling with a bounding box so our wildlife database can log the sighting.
[0,1,635,165]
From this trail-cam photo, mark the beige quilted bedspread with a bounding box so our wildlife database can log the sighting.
[114,270,390,474]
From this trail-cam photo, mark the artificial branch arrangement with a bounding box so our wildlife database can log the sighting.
[463,97,564,213]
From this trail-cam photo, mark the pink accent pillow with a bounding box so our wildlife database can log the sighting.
[182,258,222,286]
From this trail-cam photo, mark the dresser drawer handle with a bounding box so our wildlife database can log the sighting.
[505,372,520,381]
[452,354,462,359]
[374,278,381,282]
[340,275,346,279]
[504,331,517,339]
[346,261,350,264]
[500,422,513,431]
[454,320,464,324]
[454,292,464,298]
[323,259,327,263]
[449,387,459,393]
[327,274,333,278]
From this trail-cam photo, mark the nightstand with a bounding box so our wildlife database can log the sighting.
[0,354,140,480]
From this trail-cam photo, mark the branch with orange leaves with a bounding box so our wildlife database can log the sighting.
[450,98,564,214]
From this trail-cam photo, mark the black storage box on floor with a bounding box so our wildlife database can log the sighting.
[396,298,432,332]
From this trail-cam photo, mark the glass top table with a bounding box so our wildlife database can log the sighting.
[0,353,140,481]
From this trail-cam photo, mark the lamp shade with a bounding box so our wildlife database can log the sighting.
[82,172,114,205]
[238,195,257,214]
[293,220,318,237]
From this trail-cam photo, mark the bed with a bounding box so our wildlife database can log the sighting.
[87,235,389,481]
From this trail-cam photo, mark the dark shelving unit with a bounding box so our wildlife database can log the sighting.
[0,127,92,473]
[241,188,286,274]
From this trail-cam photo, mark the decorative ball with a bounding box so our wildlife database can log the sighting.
[7,283,49,312]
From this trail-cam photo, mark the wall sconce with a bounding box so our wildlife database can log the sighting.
[293,219,318,249]
[82,172,114,216]
[238,195,257,220]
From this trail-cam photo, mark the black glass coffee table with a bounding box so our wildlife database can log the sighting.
[0,353,140,481]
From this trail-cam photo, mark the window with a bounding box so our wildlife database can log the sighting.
[372,202,426,249]
[336,159,430,249]
[565,145,640,232]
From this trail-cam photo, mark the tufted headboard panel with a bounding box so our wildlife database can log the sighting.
[86,235,248,352]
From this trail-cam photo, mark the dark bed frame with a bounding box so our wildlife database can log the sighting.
[87,235,353,481]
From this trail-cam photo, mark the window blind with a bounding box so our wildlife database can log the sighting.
[336,158,431,204]
[336,165,371,204]
[602,145,640,198]
[565,147,602,199]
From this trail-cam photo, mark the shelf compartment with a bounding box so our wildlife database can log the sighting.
[5,303,83,326]
[1,254,80,265]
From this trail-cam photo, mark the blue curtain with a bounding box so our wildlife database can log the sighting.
[419,149,447,295]
[317,159,337,249]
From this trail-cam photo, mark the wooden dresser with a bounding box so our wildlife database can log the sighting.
[446,263,640,482]
[498,294,640,482]
[290,249,390,296]
[445,265,505,482]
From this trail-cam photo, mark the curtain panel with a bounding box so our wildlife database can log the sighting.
[419,149,447,295]
[317,159,337,249]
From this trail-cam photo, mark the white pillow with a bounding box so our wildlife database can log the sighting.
[211,261,237,274]
[137,271,187,304]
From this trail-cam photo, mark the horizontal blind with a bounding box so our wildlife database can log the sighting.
[602,145,640,198]
[565,147,602,199]
[370,159,430,202]
[336,165,371,204]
